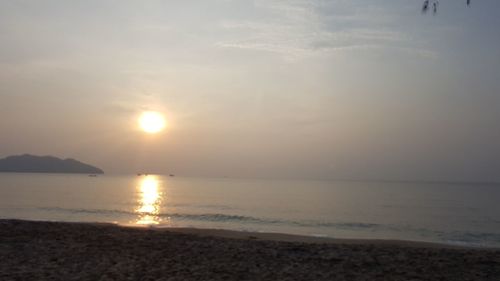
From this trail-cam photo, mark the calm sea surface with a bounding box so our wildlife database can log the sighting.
[1,173,499,247]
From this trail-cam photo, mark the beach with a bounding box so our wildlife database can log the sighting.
[0,220,499,280]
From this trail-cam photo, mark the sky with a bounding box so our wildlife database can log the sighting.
[1,0,500,181]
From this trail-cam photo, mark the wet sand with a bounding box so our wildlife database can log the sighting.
[0,219,499,280]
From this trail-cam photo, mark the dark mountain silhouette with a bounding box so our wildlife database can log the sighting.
[0,154,103,174]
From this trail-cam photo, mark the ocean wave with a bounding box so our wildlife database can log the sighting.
[39,207,136,216]
[37,207,379,230]
[289,221,380,229]
[443,231,500,245]
[32,207,500,247]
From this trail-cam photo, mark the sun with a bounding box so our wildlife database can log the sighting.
[139,111,166,133]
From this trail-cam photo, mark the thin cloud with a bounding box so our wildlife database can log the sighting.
[215,0,434,60]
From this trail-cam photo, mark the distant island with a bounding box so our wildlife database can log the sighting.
[0,154,104,174]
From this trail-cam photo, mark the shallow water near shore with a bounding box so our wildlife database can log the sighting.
[1,173,499,247]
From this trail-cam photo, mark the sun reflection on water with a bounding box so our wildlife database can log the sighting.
[136,176,163,225]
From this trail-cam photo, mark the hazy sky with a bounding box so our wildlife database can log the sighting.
[1,0,499,181]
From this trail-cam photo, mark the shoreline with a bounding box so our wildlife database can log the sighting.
[130,224,487,250]
[11,218,498,249]
[1,219,499,280]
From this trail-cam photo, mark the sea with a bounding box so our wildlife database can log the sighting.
[1,173,499,248]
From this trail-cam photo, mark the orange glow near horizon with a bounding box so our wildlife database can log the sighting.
[139,111,166,134]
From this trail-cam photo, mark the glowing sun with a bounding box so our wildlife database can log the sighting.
[139,111,166,133]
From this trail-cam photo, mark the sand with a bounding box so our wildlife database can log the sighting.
[0,220,499,280]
